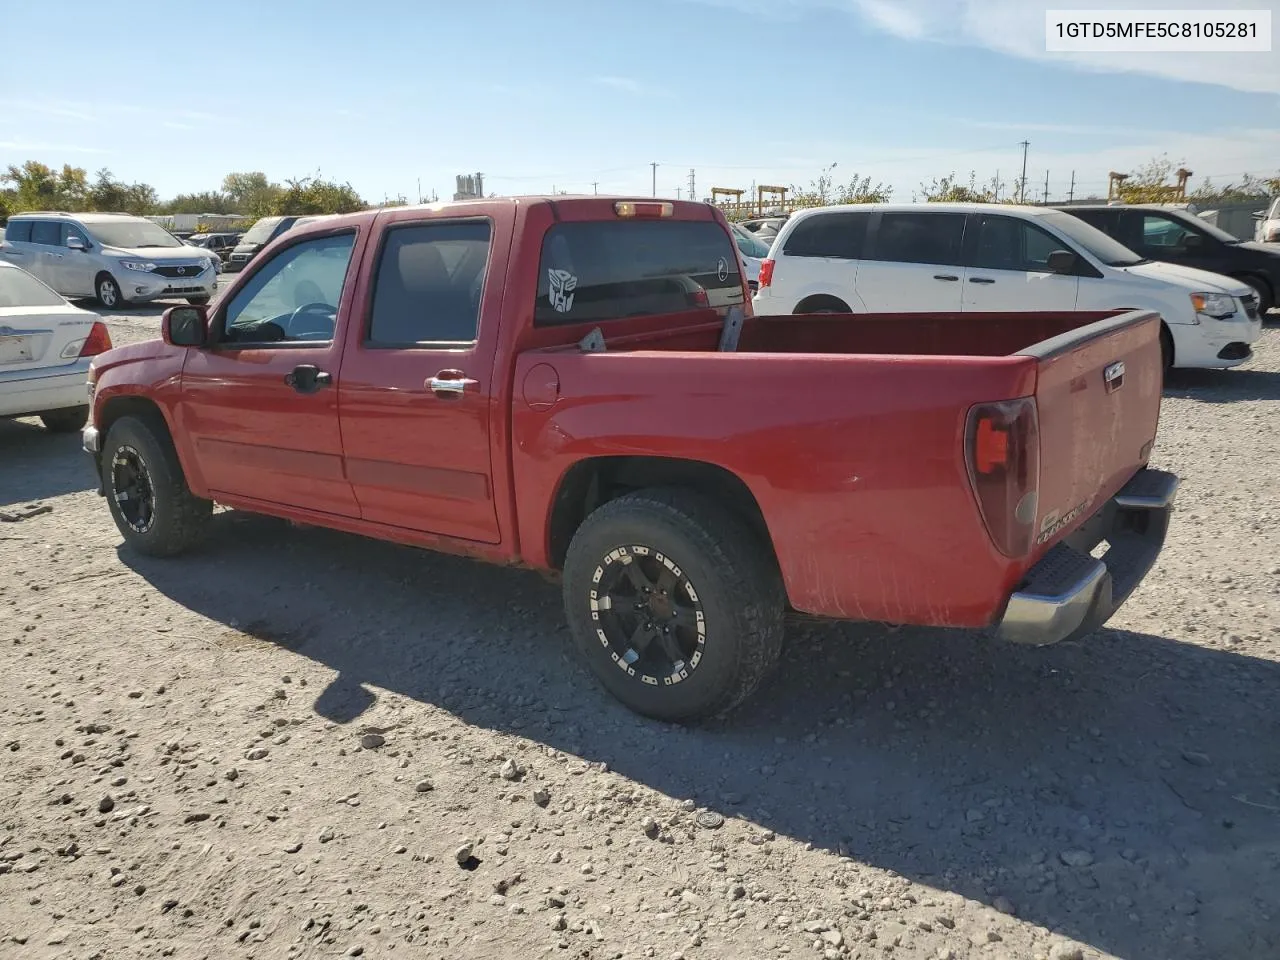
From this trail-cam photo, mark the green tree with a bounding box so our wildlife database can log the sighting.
[789,172,892,207]
[1116,154,1191,203]
[159,190,239,215]
[2,161,90,211]
[222,171,283,217]
[87,168,159,215]
[270,175,365,216]
[918,171,997,203]
[1189,172,1277,206]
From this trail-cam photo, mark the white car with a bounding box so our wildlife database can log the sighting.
[0,260,111,432]
[754,202,1262,370]
[729,222,770,292]
[1255,197,1280,244]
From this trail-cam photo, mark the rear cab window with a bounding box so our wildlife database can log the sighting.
[534,219,744,326]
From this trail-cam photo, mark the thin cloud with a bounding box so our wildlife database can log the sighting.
[593,76,646,94]
[690,0,1280,95]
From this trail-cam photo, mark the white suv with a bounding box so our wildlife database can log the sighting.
[754,203,1262,370]
[0,212,218,309]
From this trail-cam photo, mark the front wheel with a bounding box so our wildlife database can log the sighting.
[40,407,89,433]
[96,274,123,309]
[562,488,786,722]
[1241,278,1274,316]
[102,414,212,557]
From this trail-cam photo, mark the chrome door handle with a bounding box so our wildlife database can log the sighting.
[427,373,478,397]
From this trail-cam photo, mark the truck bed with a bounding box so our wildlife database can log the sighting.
[513,308,1164,628]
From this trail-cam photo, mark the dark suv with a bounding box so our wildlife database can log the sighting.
[1054,204,1279,314]
[222,216,304,274]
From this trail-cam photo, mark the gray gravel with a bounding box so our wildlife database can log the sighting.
[0,304,1277,960]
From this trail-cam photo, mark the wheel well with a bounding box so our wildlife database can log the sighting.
[1231,272,1272,303]
[99,395,168,442]
[793,294,851,314]
[547,456,777,571]
[94,270,116,287]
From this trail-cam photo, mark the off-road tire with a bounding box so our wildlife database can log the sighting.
[562,487,786,722]
[102,414,211,557]
[40,407,89,433]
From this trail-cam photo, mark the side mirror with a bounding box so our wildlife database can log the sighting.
[162,305,208,347]
[1252,211,1265,220]
[1181,233,1206,250]
[66,235,87,251]
[1046,249,1077,274]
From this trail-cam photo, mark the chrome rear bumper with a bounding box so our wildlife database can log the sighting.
[997,468,1178,646]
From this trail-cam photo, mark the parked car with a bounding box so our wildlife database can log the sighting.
[1255,197,1280,244]
[223,216,307,273]
[187,232,241,264]
[1055,203,1280,315]
[729,222,770,292]
[739,215,788,244]
[754,203,1262,370]
[83,197,1176,721]
[0,260,113,432]
[0,212,218,308]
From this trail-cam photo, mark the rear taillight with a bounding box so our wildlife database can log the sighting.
[759,258,774,288]
[79,321,113,358]
[965,397,1040,558]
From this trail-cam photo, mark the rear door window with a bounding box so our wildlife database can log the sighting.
[782,212,869,259]
[535,220,744,326]
[868,212,966,266]
[30,221,61,246]
[4,221,32,243]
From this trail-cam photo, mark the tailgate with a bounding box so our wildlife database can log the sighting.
[1022,310,1163,551]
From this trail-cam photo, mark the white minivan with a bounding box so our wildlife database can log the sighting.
[753,203,1263,370]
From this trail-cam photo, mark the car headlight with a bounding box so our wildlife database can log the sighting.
[205,257,217,273]
[1190,292,1236,319]
[120,260,157,272]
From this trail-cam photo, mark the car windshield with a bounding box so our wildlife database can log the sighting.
[241,217,284,245]
[0,265,67,307]
[731,224,771,258]
[86,220,183,249]
[1039,210,1148,267]
[1166,209,1242,244]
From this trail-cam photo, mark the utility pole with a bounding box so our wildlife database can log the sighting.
[994,169,1001,202]
[591,181,598,195]
[676,187,682,200]
[1043,170,1050,204]
[651,162,658,197]
[688,168,696,203]
[1018,140,1030,203]
[417,178,421,203]
[1067,170,1076,203]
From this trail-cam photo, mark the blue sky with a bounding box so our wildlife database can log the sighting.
[2,0,1277,204]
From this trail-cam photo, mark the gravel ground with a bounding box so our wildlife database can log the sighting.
[1,300,1278,960]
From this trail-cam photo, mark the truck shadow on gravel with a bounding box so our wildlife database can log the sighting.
[0,418,95,505]
[120,513,1280,960]
[1163,367,1280,402]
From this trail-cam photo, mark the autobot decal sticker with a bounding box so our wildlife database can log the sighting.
[548,269,578,313]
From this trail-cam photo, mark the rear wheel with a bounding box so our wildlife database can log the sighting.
[102,414,212,557]
[95,274,123,309]
[562,488,785,722]
[40,407,89,433]
[1160,324,1174,376]
[794,295,852,314]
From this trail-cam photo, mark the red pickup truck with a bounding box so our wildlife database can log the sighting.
[83,197,1178,721]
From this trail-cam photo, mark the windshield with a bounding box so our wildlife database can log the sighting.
[241,217,284,245]
[1038,210,1147,267]
[86,219,183,249]
[731,224,771,258]
[0,265,67,307]
[1167,209,1240,244]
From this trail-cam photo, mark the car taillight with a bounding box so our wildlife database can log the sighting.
[79,321,113,358]
[964,397,1040,558]
[759,258,774,288]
